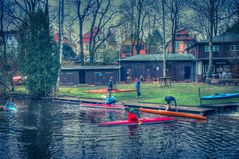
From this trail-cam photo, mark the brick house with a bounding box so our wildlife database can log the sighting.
[81,27,116,63]
[120,37,147,58]
[186,32,239,82]
[166,29,197,54]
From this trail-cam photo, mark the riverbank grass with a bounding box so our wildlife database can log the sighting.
[31,83,239,106]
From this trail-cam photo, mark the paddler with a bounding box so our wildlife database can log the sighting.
[127,108,141,122]
[0,98,17,111]
[107,76,113,95]
[164,96,177,111]
[105,94,116,105]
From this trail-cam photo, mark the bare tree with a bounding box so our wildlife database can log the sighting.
[162,0,167,78]
[191,0,229,83]
[70,0,95,65]
[88,0,121,64]
[165,0,187,54]
[54,0,64,93]
[0,0,17,93]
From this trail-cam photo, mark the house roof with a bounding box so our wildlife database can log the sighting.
[53,33,69,44]
[175,29,196,41]
[119,54,196,62]
[201,32,239,43]
[82,27,101,43]
[61,65,121,71]
[186,32,239,51]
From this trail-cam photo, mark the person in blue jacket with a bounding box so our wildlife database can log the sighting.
[108,76,113,95]
[105,94,116,105]
[0,98,17,111]
[135,78,141,98]
[164,96,177,111]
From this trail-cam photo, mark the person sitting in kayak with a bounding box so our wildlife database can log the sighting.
[128,112,139,123]
[0,99,17,111]
[105,94,116,105]
[127,108,140,122]
[164,96,177,111]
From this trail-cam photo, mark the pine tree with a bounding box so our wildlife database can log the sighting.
[23,9,60,99]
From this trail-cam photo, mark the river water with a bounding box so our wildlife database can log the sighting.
[0,100,239,159]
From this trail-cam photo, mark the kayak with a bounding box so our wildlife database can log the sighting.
[7,106,17,111]
[85,88,135,93]
[98,117,175,127]
[139,108,207,120]
[0,105,17,111]
[80,103,125,109]
[200,93,239,100]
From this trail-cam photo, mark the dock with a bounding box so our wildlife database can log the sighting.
[52,97,214,115]
[201,103,239,113]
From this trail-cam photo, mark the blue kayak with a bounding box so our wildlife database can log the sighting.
[4,102,17,111]
[200,93,239,100]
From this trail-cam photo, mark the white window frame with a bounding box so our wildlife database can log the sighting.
[203,65,215,73]
[204,45,219,52]
[230,45,239,51]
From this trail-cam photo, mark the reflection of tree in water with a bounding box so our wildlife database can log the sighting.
[105,110,119,121]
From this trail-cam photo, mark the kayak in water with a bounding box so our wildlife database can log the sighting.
[98,111,175,127]
[0,100,17,111]
[139,108,207,120]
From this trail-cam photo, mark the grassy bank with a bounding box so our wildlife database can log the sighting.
[15,82,239,106]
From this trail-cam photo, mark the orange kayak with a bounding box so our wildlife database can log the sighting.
[139,108,207,120]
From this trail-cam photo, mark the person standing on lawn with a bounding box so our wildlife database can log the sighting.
[135,78,141,98]
[108,76,113,95]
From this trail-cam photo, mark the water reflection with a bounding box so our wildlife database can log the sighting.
[0,100,239,159]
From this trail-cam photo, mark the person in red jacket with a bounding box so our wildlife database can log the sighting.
[127,108,140,122]
[128,112,139,122]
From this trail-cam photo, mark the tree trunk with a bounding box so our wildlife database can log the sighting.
[206,0,214,83]
[55,0,64,93]
[79,20,84,65]
[162,0,166,78]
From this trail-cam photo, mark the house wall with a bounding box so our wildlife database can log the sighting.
[121,61,195,82]
[85,70,119,85]
[187,41,239,82]
[60,71,79,85]
[60,69,119,85]
[198,42,239,59]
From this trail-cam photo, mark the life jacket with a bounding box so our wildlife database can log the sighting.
[105,96,116,104]
[128,112,139,122]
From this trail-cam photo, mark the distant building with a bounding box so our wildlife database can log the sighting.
[120,37,147,58]
[119,54,196,82]
[186,32,239,81]
[80,27,116,63]
[53,33,78,56]
[166,29,197,54]
[60,65,120,85]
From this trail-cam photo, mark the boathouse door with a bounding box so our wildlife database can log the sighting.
[184,66,191,80]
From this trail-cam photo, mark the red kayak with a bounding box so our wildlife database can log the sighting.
[98,117,175,127]
[80,103,125,109]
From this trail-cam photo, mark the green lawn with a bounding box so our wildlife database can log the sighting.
[15,83,239,106]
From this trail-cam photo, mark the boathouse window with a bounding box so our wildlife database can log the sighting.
[203,65,215,73]
[204,45,219,52]
[230,45,239,51]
